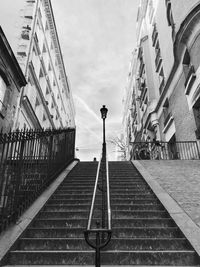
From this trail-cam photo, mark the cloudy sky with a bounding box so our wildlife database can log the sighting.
[0,0,139,160]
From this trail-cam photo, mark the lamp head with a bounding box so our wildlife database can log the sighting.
[100,105,108,119]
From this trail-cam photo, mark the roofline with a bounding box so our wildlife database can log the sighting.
[0,26,27,87]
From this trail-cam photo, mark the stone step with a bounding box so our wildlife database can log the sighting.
[59,184,149,189]
[56,188,151,194]
[51,193,156,199]
[61,181,145,186]
[24,227,182,238]
[3,161,199,266]
[8,250,199,265]
[43,204,164,212]
[17,237,191,251]
[47,198,160,205]
[4,266,200,267]
[31,218,177,228]
[38,210,169,219]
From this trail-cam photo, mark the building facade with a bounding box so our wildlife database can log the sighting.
[0,27,26,132]
[14,0,75,130]
[123,0,200,157]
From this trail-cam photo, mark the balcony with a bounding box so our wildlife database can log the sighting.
[184,65,196,95]
[155,49,162,72]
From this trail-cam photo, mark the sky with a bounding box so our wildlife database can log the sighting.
[0,0,139,160]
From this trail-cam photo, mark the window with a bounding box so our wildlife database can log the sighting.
[35,97,40,108]
[42,43,47,53]
[182,49,190,77]
[45,21,49,31]
[0,75,7,116]
[158,67,165,94]
[148,0,154,23]
[39,67,44,78]
[182,49,196,95]
[165,0,174,26]
[48,63,52,71]
[193,98,200,139]
[152,23,158,47]
[165,0,175,40]
[163,98,171,127]
[46,86,50,95]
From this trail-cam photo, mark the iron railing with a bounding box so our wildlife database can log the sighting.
[0,128,75,232]
[84,143,112,267]
[130,141,200,160]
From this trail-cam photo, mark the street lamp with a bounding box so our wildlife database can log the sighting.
[100,105,108,146]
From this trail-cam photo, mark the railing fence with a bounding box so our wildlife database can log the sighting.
[130,141,200,160]
[0,128,75,232]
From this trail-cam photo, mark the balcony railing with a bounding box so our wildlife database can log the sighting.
[130,141,200,160]
[0,128,75,232]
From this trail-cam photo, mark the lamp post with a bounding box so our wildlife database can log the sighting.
[100,105,108,154]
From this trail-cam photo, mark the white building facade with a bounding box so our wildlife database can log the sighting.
[123,0,200,157]
[14,0,75,130]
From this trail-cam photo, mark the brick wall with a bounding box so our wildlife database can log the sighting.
[170,73,196,140]
[159,72,197,141]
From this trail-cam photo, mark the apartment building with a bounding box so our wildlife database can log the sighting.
[123,0,200,154]
[14,0,75,130]
[0,27,26,132]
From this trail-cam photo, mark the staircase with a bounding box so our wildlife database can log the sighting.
[2,161,200,265]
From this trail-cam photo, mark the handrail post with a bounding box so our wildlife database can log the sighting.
[95,222,101,267]
[101,143,106,243]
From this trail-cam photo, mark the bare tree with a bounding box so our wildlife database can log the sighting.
[108,136,127,160]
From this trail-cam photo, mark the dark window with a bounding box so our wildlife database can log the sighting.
[166,0,174,26]
[0,75,7,117]
[193,98,200,139]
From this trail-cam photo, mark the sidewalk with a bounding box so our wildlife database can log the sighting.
[136,160,200,228]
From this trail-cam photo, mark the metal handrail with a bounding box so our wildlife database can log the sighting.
[84,145,112,267]
[106,154,111,230]
[86,156,102,230]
